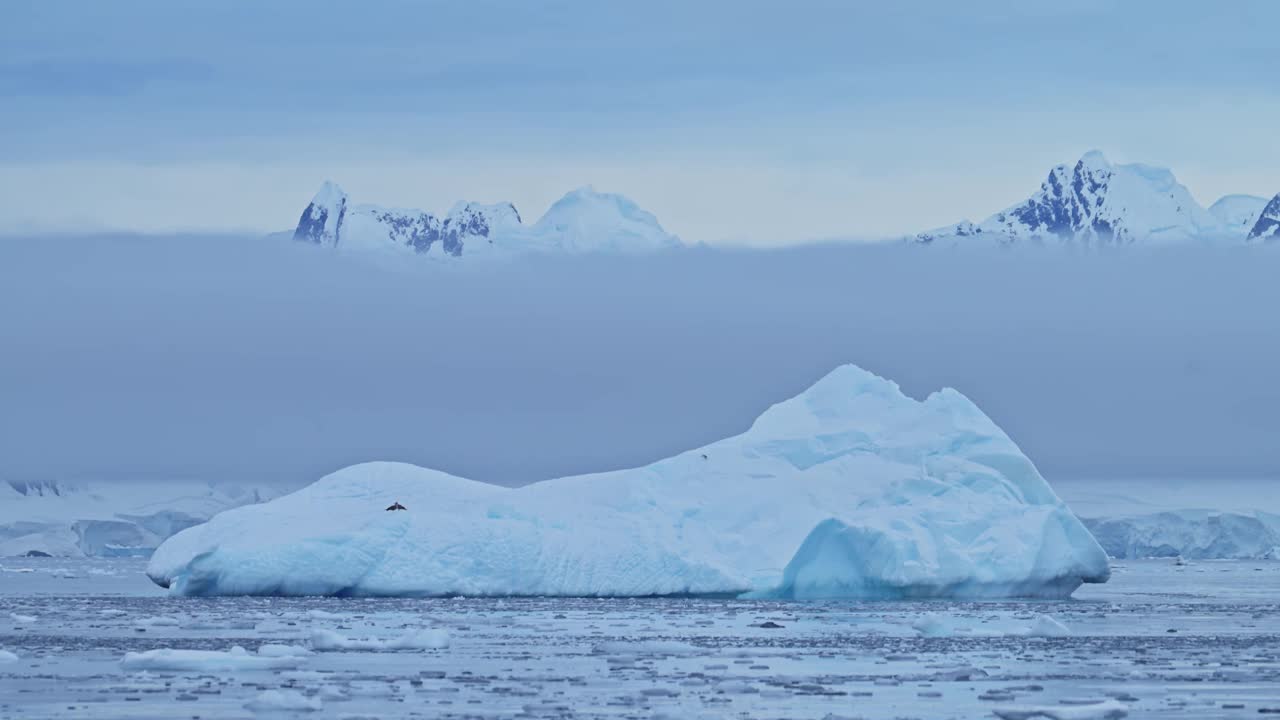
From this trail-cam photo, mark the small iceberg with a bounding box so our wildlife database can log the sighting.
[993,699,1128,719]
[120,646,307,672]
[245,689,322,713]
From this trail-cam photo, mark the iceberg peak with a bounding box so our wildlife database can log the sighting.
[747,364,907,436]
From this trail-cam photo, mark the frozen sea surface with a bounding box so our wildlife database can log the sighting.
[2,558,1278,719]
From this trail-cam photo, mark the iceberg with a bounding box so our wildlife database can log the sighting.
[0,479,282,558]
[147,365,1109,599]
[244,689,323,713]
[1082,510,1280,560]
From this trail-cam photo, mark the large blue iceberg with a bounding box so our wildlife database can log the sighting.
[148,365,1109,599]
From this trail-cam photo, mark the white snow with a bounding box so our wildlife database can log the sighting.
[148,364,1108,600]
[1208,194,1268,232]
[305,609,345,620]
[120,646,308,672]
[0,479,283,558]
[293,181,347,246]
[310,628,449,651]
[910,613,955,637]
[915,151,1244,246]
[529,185,682,253]
[289,182,681,258]
[1247,193,1280,241]
[135,615,181,627]
[993,699,1129,719]
[1027,614,1072,637]
[244,689,322,713]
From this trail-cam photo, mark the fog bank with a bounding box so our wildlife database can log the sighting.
[1,235,1277,487]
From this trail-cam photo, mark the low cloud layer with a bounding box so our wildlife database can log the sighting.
[2,235,1278,488]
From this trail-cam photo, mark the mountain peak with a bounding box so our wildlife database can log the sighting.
[293,181,349,245]
[288,183,680,257]
[311,180,346,207]
[533,187,681,252]
[544,186,641,214]
[1209,194,1269,232]
[447,201,522,227]
[1247,193,1280,242]
[914,152,1223,246]
[1076,149,1111,172]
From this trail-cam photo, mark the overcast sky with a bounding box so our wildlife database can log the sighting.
[2,1,1279,244]
[2,235,1278,488]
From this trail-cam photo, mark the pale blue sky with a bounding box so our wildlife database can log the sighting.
[2,1,1278,244]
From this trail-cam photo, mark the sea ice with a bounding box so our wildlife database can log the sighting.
[244,689,322,713]
[309,628,449,651]
[305,609,345,620]
[256,643,313,657]
[1027,614,1072,637]
[993,698,1128,719]
[148,365,1109,599]
[120,645,308,672]
[592,640,704,656]
[909,612,1071,638]
[135,615,181,627]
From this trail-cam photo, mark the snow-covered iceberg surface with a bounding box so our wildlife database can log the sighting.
[148,365,1109,599]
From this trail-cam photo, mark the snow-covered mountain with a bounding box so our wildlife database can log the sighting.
[292,183,681,257]
[914,151,1270,246]
[1208,194,1269,234]
[0,479,288,558]
[1247,193,1280,241]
